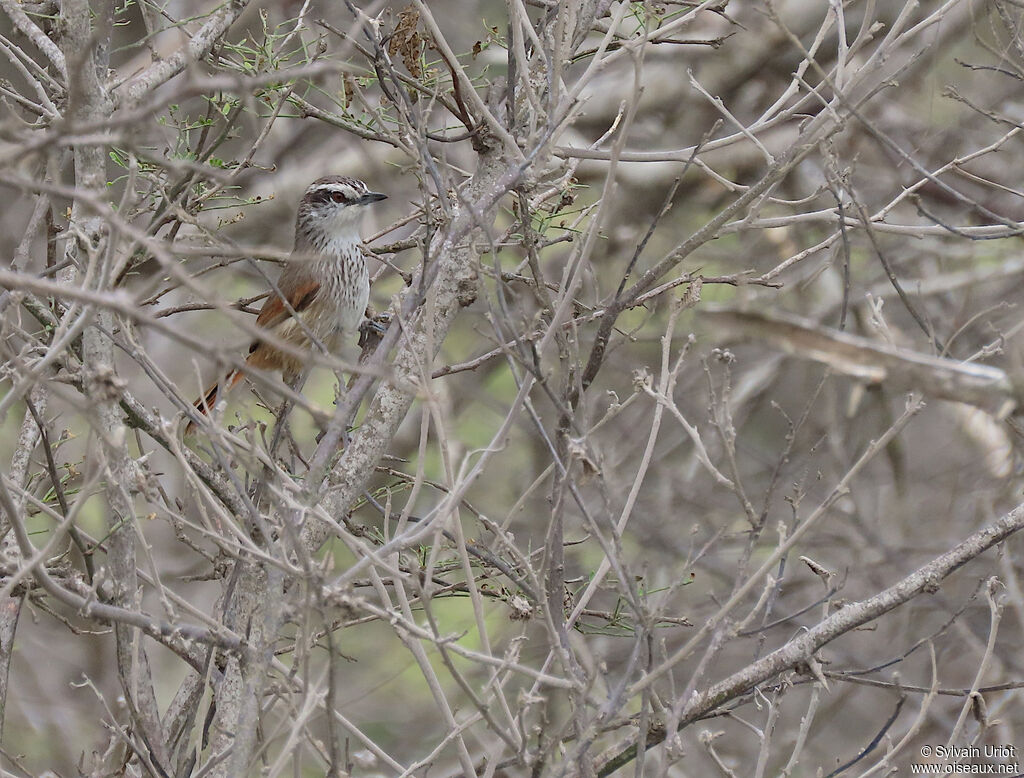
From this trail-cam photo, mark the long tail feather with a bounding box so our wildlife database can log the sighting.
[185,369,244,434]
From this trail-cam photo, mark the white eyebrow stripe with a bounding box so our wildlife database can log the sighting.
[308,182,367,194]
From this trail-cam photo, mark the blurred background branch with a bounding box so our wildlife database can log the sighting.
[1,0,1024,775]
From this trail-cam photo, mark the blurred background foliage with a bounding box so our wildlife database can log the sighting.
[2,0,1024,774]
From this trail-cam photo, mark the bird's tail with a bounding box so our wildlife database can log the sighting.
[186,369,245,434]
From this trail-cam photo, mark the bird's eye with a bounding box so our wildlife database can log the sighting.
[330,192,346,204]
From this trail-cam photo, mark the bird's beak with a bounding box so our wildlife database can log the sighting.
[358,192,387,204]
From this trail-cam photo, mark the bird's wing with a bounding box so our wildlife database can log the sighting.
[250,280,321,344]
[255,281,320,328]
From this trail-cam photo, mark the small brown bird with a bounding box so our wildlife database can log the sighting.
[189,175,386,432]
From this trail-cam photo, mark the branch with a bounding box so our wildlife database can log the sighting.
[595,502,1024,775]
[111,0,251,109]
[0,0,67,80]
[702,307,1022,417]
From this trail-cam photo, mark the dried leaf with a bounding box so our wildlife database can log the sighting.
[388,4,425,78]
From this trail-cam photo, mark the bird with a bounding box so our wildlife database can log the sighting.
[188,175,387,433]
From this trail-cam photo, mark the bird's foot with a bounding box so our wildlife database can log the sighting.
[358,311,392,360]
[358,311,391,342]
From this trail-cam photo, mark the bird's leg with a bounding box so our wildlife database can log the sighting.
[351,309,391,392]
[315,313,390,447]
[251,368,312,512]
[268,368,310,459]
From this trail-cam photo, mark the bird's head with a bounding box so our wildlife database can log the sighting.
[297,175,387,246]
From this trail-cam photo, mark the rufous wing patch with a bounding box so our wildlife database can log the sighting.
[255,280,321,329]
[248,281,322,356]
